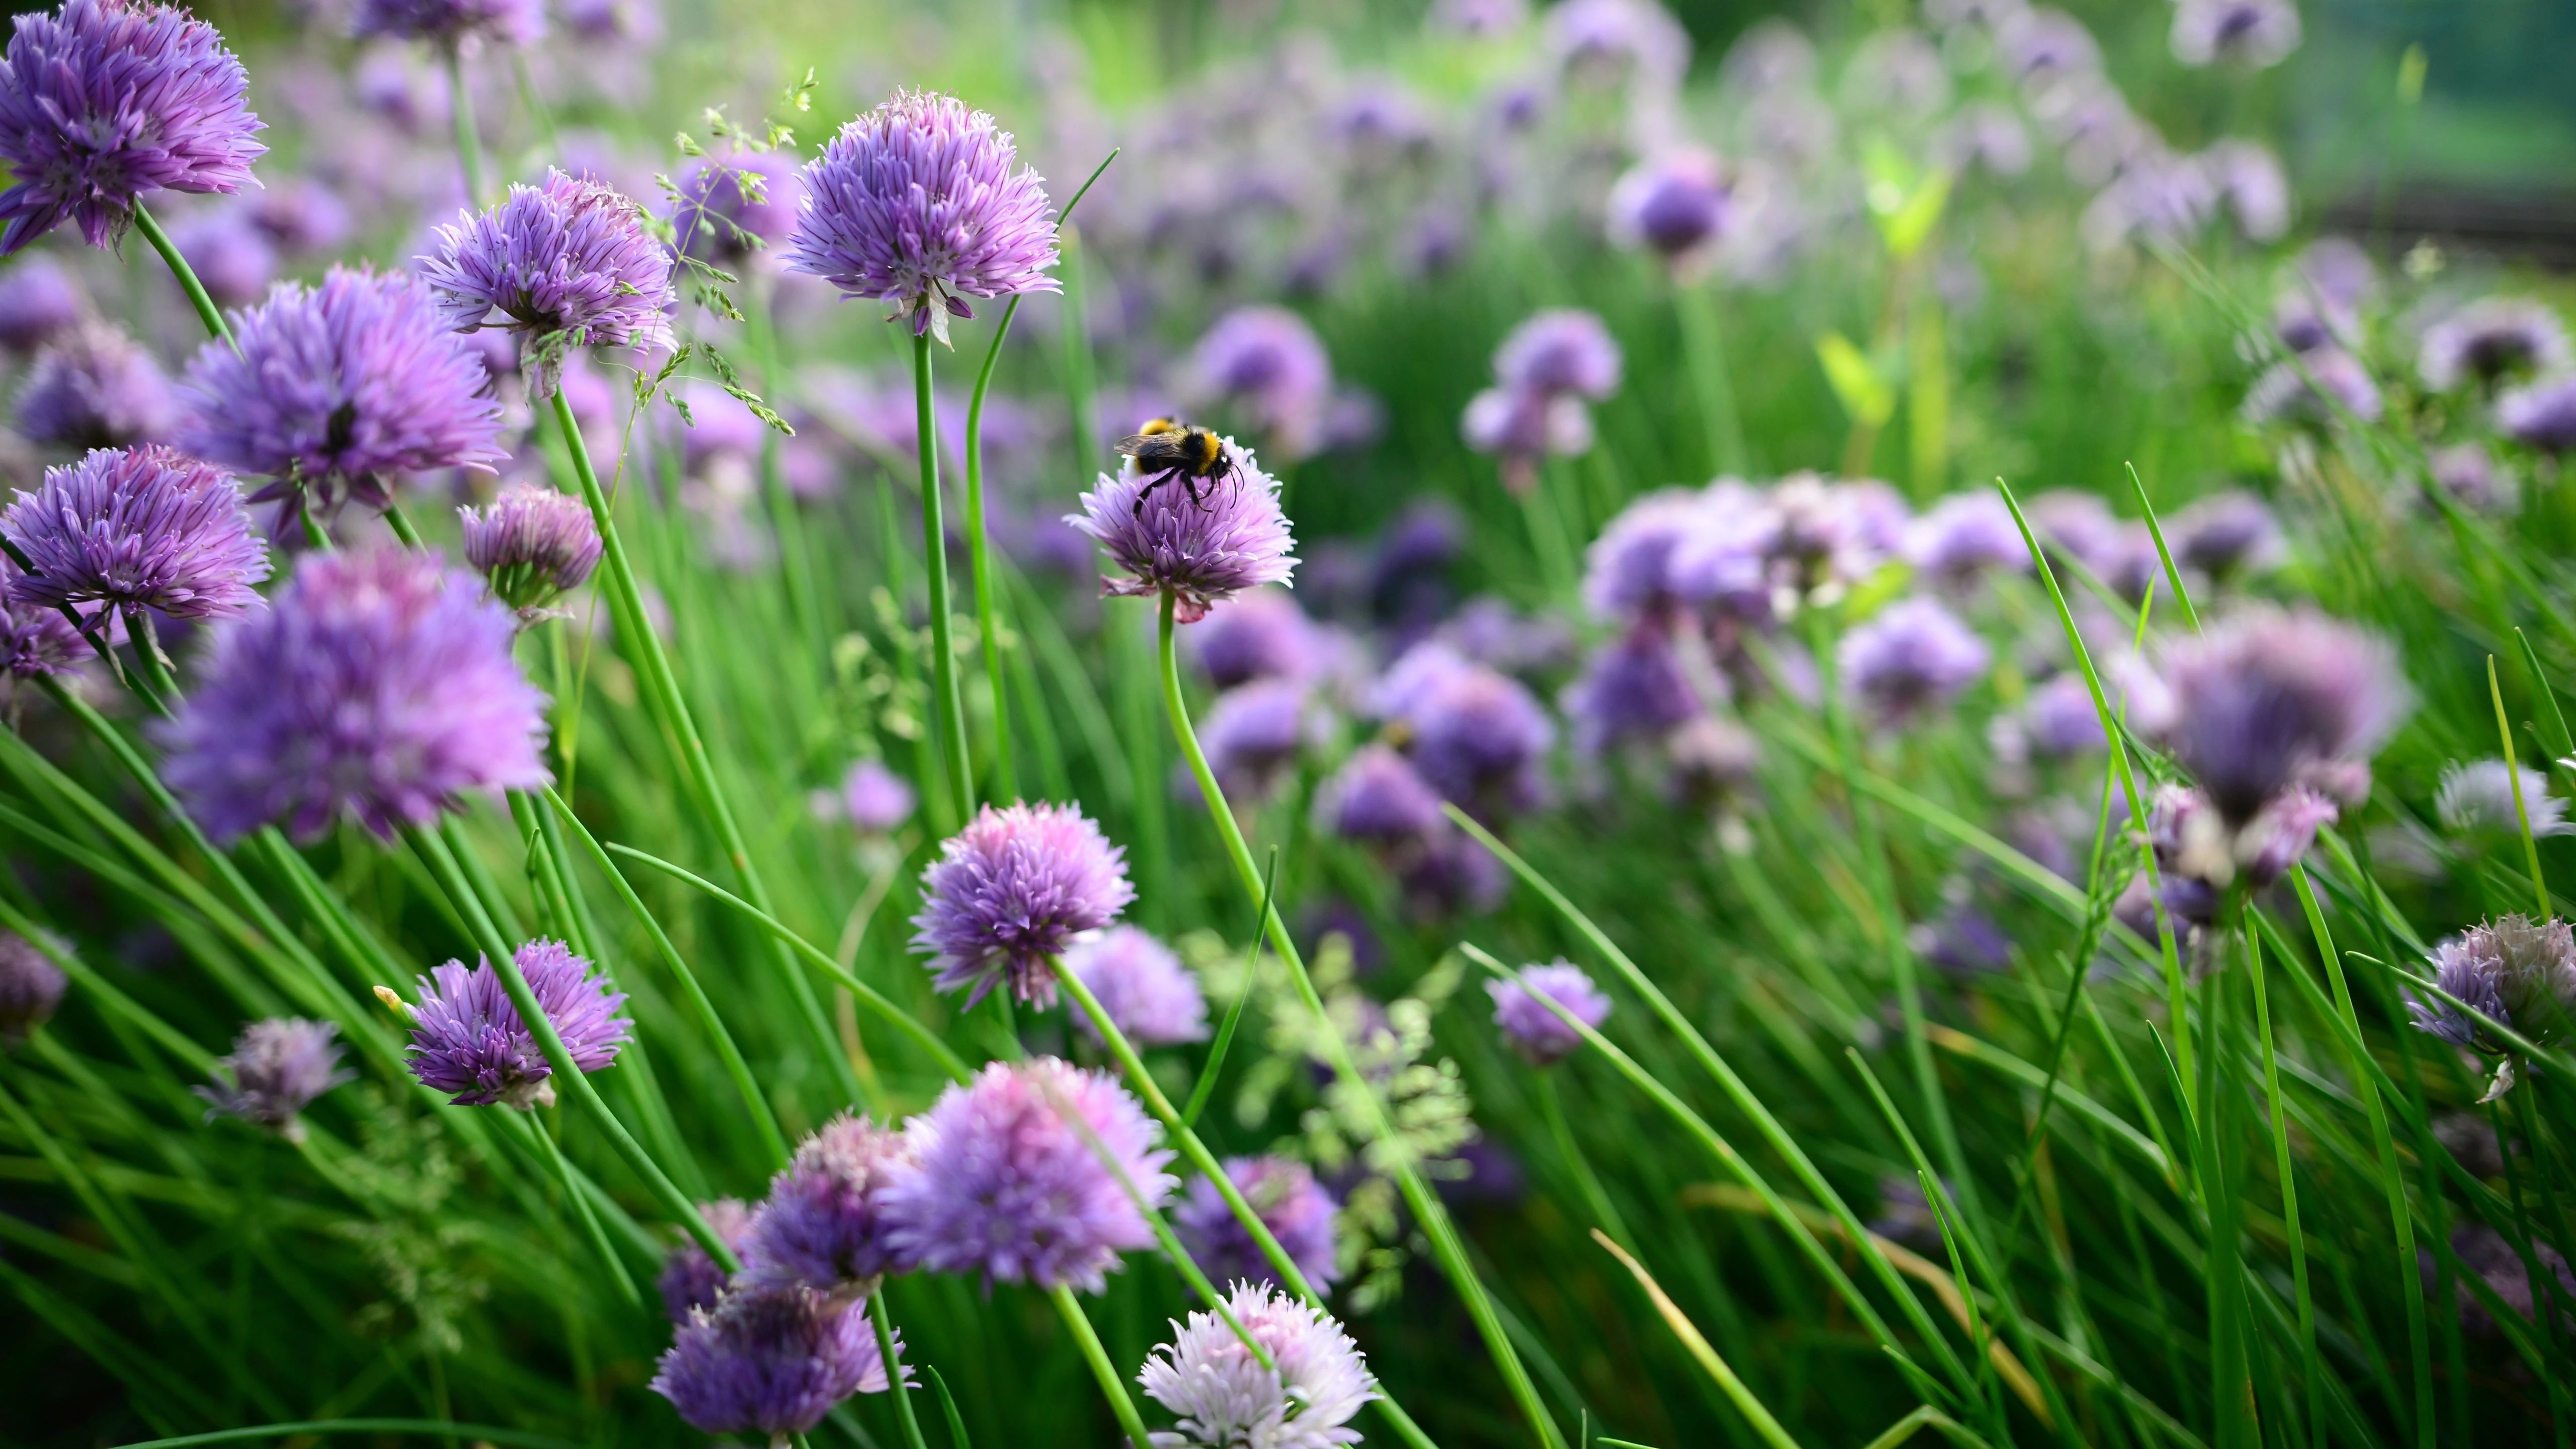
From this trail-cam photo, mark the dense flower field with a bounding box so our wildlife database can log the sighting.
[0,0,2572,1445]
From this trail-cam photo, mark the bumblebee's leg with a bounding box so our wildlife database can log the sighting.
[1131,467,1179,516]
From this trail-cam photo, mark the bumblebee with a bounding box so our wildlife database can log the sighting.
[1114,419,1236,514]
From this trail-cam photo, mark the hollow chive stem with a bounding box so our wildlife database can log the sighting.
[867,1292,931,1449]
[443,44,486,208]
[132,201,233,349]
[964,296,1021,803]
[1155,588,1560,1449]
[912,330,975,824]
[1050,1283,1152,1449]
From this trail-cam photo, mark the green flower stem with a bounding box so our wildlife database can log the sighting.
[746,280,824,660]
[404,821,736,1269]
[2242,921,2323,1448]
[547,385,858,1104]
[964,295,1023,803]
[1049,1283,1153,1449]
[1677,280,1746,477]
[527,1105,643,1310]
[910,331,977,824]
[131,201,233,350]
[443,44,486,208]
[2488,655,2553,918]
[867,1291,932,1449]
[1534,1071,1629,1249]
[1157,590,1560,1449]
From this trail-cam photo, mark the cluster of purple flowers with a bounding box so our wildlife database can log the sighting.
[1463,309,1621,494]
[196,1017,350,1138]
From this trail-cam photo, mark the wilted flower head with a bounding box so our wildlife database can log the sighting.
[1608,149,1729,268]
[2169,0,2301,68]
[16,320,176,449]
[181,266,506,523]
[0,929,65,1046]
[2500,375,2576,454]
[352,0,543,46]
[2,444,266,627]
[882,1057,1174,1293]
[460,482,600,614]
[1190,588,1320,689]
[2243,347,2382,427]
[2437,759,2570,844]
[1905,493,2029,583]
[1839,597,1989,727]
[1487,961,1612,1066]
[835,758,915,835]
[743,1114,913,1292]
[2160,606,2405,826]
[670,150,801,268]
[1172,1155,1341,1294]
[397,939,630,1108]
[155,546,549,843]
[1565,626,1700,756]
[1065,925,1209,1047]
[651,1282,890,1440]
[1316,744,1445,845]
[911,801,1134,1010]
[1196,679,1314,803]
[2409,916,2576,1096]
[1191,306,1331,457]
[1138,1280,1378,1449]
[1494,309,1621,401]
[0,0,264,257]
[785,90,1058,344]
[2419,297,2570,392]
[0,254,81,351]
[2168,491,2283,579]
[195,1017,349,1136]
[419,170,676,398]
[657,1199,756,1322]
[1070,432,1296,623]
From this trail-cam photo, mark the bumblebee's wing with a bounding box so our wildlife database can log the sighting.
[1112,431,1158,457]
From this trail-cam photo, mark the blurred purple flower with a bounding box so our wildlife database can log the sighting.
[2500,375,2576,453]
[670,150,800,269]
[249,178,352,257]
[1546,0,1689,92]
[17,321,176,450]
[0,557,84,680]
[2420,298,2567,392]
[195,1017,349,1136]
[2161,606,2404,833]
[1171,1154,1341,1294]
[881,1057,1174,1292]
[743,1113,912,1292]
[1400,831,1508,919]
[1408,664,1552,816]
[2022,673,2107,759]
[2430,443,2515,514]
[1190,588,1320,688]
[656,1198,755,1322]
[155,546,549,842]
[1191,305,1332,458]
[1065,924,1208,1047]
[1317,744,1446,846]
[1565,626,1701,755]
[1196,678,1314,802]
[2204,140,2290,244]
[1905,494,2029,583]
[651,1282,890,1438]
[1608,149,1730,270]
[1463,386,1593,493]
[0,929,66,1046]
[2169,0,2301,68]
[835,758,915,835]
[1582,489,1704,622]
[168,207,275,309]
[0,254,82,352]
[1487,960,1611,1066]
[352,0,544,47]
[398,938,630,1108]
[2,443,267,627]
[0,0,265,256]
[1069,431,1296,623]
[911,801,1134,1010]
[460,481,600,613]
[419,170,675,398]
[2408,915,2576,1060]
[2242,347,2382,427]
[1839,597,1988,727]
[1494,308,1620,400]
[2167,491,2282,578]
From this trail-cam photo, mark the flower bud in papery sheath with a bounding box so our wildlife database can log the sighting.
[0,929,66,1048]
[154,547,548,843]
[418,170,676,399]
[1064,925,1209,1048]
[1069,432,1296,624]
[783,90,1058,347]
[2,445,267,629]
[656,1199,755,1323]
[396,939,629,1108]
[195,1017,350,1138]
[460,482,601,615]
[651,1282,891,1440]
[880,1057,1173,1293]
[741,1114,912,1294]
[1172,1154,1342,1294]
[180,267,505,527]
[1486,960,1612,1067]
[1138,1280,1378,1449]
[0,0,264,257]
[910,801,1134,1010]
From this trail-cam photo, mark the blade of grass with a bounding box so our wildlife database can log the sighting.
[1590,1229,1802,1449]
[1181,848,1275,1130]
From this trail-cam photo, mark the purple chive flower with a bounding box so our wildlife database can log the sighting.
[1139,1281,1378,1449]
[352,0,545,47]
[180,267,508,523]
[2160,605,2406,827]
[1197,679,1314,802]
[651,1282,891,1439]
[2169,0,2301,69]
[155,546,550,843]
[1190,588,1320,689]
[2437,1225,2576,1338]
[657,1199,756,1322]
[1904,493,2031,583]
[1933,103,2033,178]
[669,150,801,268]
[168,208,275,310]
[0,929,66,1046]
[784,90,1059,345]
[1462,384,1594,494]
[1546,0,1691,92]
[16,321,177,450]
[1407,665,1553,816]
[1769,473,1910,591]
[0,0,265,257]
[2,444,267,627]
[2242,348,2382,427]
[459,482,601,613]
[2499,376,2576,454]
[1065,925,1209,1047]
[1069,431,1297,624]
[1494,309,1621,401]
[0,556,83,679]
[1487,961,1612,1067]
[1583,490,1708,622]
[2000,7,2102,84]
[1171,1155,1341,1294]
[1839,597,1989,727]
[1190,306,1333,459]
[835,759,915,835]
[397,938,630,1108]
[2408,915,2576,1061]
[249,177,353,257]
[881,1057,1175,1293]
[419,170,676,398]
[1564,626,1702,756]
[1316,744,1446,845]
[0,254,82,351]
[1608,148,1731,270]
[742,1113,913,1292]
[2023,673,2109,759]
[2167,491,2283,578]
[195,1017,350,1137]
[2436,759,2571,843]
[1402,831,1509,920]
[2420,298,2570,392]
[1913,908,2014,978]
[2431,443,2516,514]
[910,801,1135,1010]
